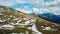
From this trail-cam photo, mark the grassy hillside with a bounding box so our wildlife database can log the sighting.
[0,6,60,34]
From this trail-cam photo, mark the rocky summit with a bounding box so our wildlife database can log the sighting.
[0,6,60,34]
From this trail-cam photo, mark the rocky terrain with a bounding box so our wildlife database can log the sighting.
[0,6,60,34]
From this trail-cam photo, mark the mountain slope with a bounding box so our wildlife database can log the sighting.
[0,6,60,34]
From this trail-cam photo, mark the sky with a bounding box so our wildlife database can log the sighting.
[0,0,60,16]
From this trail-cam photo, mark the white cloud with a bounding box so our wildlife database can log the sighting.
[0,0,60,7]
[15,0,32,4]
[18,6,60,16]
[32,8,51,15]
[31,0,45,7]
[31,0,60,16]
[31,0,59,7]
[48,7,60,15]
[0,0,32,6]
[0,0,16,6]
[32,7,60,15]
[55,0,60,3]
[40,8,50,14]
[32,8,40,15]
[0,0,59,7]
